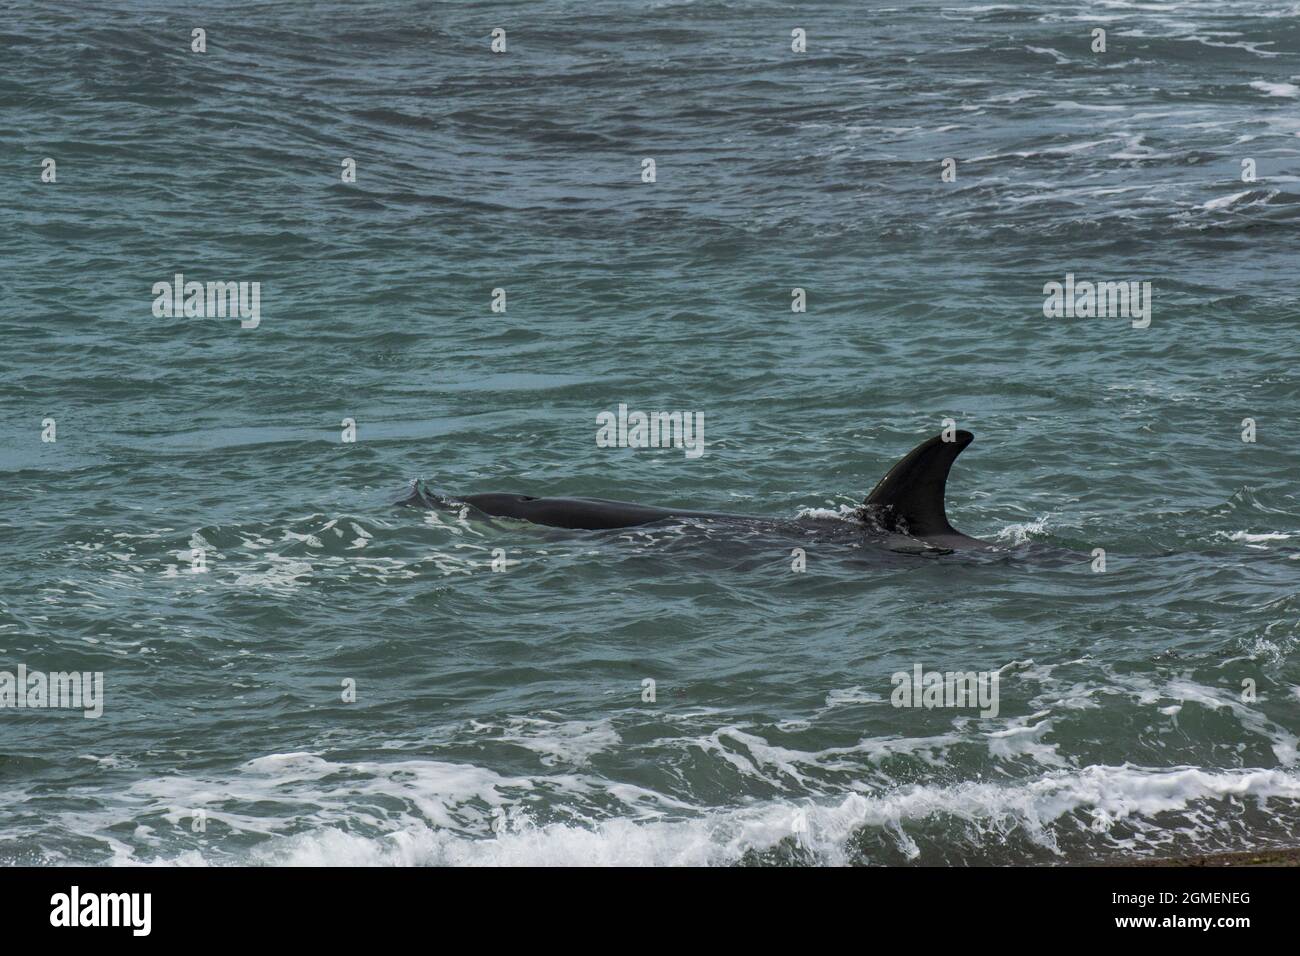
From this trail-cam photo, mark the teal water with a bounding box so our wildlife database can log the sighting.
[2,0,1299,865]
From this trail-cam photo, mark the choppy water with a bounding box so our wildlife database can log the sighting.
[2,0,1299,866]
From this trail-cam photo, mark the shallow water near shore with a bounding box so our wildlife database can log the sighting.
[1,0,1299,865]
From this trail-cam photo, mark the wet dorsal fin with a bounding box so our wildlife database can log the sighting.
[863,431,977,543]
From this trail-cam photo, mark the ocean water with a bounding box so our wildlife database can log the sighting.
[2,0,1299,866]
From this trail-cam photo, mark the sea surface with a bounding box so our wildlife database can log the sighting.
[2,0,1298,866]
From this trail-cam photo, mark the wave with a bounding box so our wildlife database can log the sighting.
[121,758,1300,867]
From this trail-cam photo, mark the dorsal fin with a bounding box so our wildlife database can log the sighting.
[863,431,980,544]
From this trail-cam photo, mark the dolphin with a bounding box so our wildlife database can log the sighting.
[404,430,996,555]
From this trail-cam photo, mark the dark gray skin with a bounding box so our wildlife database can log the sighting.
[405,430,997,556]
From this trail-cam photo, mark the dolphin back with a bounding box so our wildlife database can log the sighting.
[457,494,733,530]
[413,431,993,548]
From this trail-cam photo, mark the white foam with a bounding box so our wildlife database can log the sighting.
[1026,46,1072,65]
[995,515,1051,544]
[1250,80,1299,97]
[1219,530,1293,543]
[16,694,1300,867]
[1202,190,1254,211]
[244,763,1300,867]
[484,716,621,767]
[229,557,315,593]
[824,686,885,708]
[986,717,1069,768]
[793,503,860,522]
